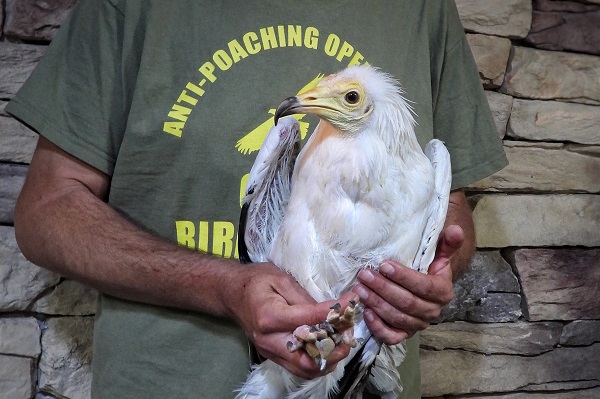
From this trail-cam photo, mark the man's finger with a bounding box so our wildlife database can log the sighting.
[374,261,452,304]
[437,224,464,258]
[267,290,358,332]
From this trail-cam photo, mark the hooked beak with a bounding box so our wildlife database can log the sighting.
[273,86,337,126]
[274,97,300,126]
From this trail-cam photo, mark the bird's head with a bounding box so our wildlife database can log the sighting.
[274,65,415,138]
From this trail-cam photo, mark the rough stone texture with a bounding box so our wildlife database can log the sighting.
[502,46,600,105]
[0,354,34,399]
[467,293,522,322]
[0,317,41,357]
[439,251,521,322]
[471,194,600,248]
[451,387,600,398]
[0,101,38,163]
[455,0,532,38]
[4,0,76,42]
[0,226,61,311]
[39,317,93,399]
[508,98,600,145]
[421,343,600,397]
[467,34,512,88]
[526,0,600,55]
[0,0,4,38]
[0,163,27,224]
[470,141,600,193]
[560,320,600,346]
[0,41,45,98]
[508,248,600,321]
[33,280,97,316]
[422,321,563,355]
[485,91,513,138]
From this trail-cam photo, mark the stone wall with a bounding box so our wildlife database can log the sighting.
[0,1,598,398]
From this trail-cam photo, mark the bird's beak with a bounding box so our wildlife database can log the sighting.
[274,97,300,126]
[274,86,337,126]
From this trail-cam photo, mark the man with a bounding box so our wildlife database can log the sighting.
[8,1,507,398]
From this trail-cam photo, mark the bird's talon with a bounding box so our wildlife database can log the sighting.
[316,328,328,340]
[317,337,336,360]
[326,304,341,324]
[319,321,335,334]
[287,335,305,352]
[317,358,326,371]
[305,342,320,359]
[293,325,318,343]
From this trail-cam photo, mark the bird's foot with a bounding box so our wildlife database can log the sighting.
[287,297,363,370]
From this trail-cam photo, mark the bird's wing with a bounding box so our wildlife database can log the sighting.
[412,139,452,273]
[239,116,301,263]
[333,333,376,399]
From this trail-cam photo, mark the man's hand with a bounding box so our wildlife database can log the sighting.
[226,262,356,379]
[351,225,464,345]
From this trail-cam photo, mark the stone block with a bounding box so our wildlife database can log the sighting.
[33,279,97,316]
[0,41,45,98]
[450,387,600,398]
[485,91,513,139]
[39,317,93,399]
[422,321,562,355]
[0,354,34,399]
[0,317,41,357]
[0,163,27,224]
[467,34,512,88]
[470,141,600,193]
[508,98,600,145]
[471,194,600,247]
[560,320,600,346]
[526,0,600,55]
[439,251,521,322]
[455,0,532,38]
[0,226,61,311]
[507,248,600,321]
[4,0,77,42]
[0,101,38,163]
[502,46,600,105]
[0,0,4,38]
[467,293,522,322]
[421,343,600,396]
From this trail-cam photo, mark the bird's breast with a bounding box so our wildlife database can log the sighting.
[270,125,435,299]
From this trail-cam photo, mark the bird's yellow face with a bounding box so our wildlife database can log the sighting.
[275,78,374,134]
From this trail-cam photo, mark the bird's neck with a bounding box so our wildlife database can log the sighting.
[295,120,341,172]
[371,100,421,160]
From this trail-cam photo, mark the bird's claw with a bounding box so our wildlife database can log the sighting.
[287,297,362,367]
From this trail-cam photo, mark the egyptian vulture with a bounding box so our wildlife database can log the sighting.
[237,65,451,399]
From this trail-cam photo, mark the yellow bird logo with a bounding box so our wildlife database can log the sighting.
[235,74,325,155]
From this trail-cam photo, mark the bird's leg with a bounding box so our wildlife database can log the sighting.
[286,296,363,370]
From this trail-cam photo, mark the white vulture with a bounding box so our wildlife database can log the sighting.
[237,65,451,399]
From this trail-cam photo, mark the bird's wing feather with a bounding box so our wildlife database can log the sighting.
[412,139,452,273]
[239,116,301,263]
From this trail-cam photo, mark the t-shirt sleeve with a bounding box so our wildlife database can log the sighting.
[6,1,127,176]
[432,1,508,190]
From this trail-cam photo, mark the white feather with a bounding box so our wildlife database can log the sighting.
[237,66,451,399]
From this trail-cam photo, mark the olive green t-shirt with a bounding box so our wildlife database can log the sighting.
[7,1,507,398]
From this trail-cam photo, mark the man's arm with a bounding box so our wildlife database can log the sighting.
[15,136,352,379]
[352,189,475,344]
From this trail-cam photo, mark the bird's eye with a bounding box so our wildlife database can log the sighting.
[344,91,360,104]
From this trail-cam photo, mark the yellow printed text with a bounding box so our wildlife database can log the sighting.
[176,220,239,259]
